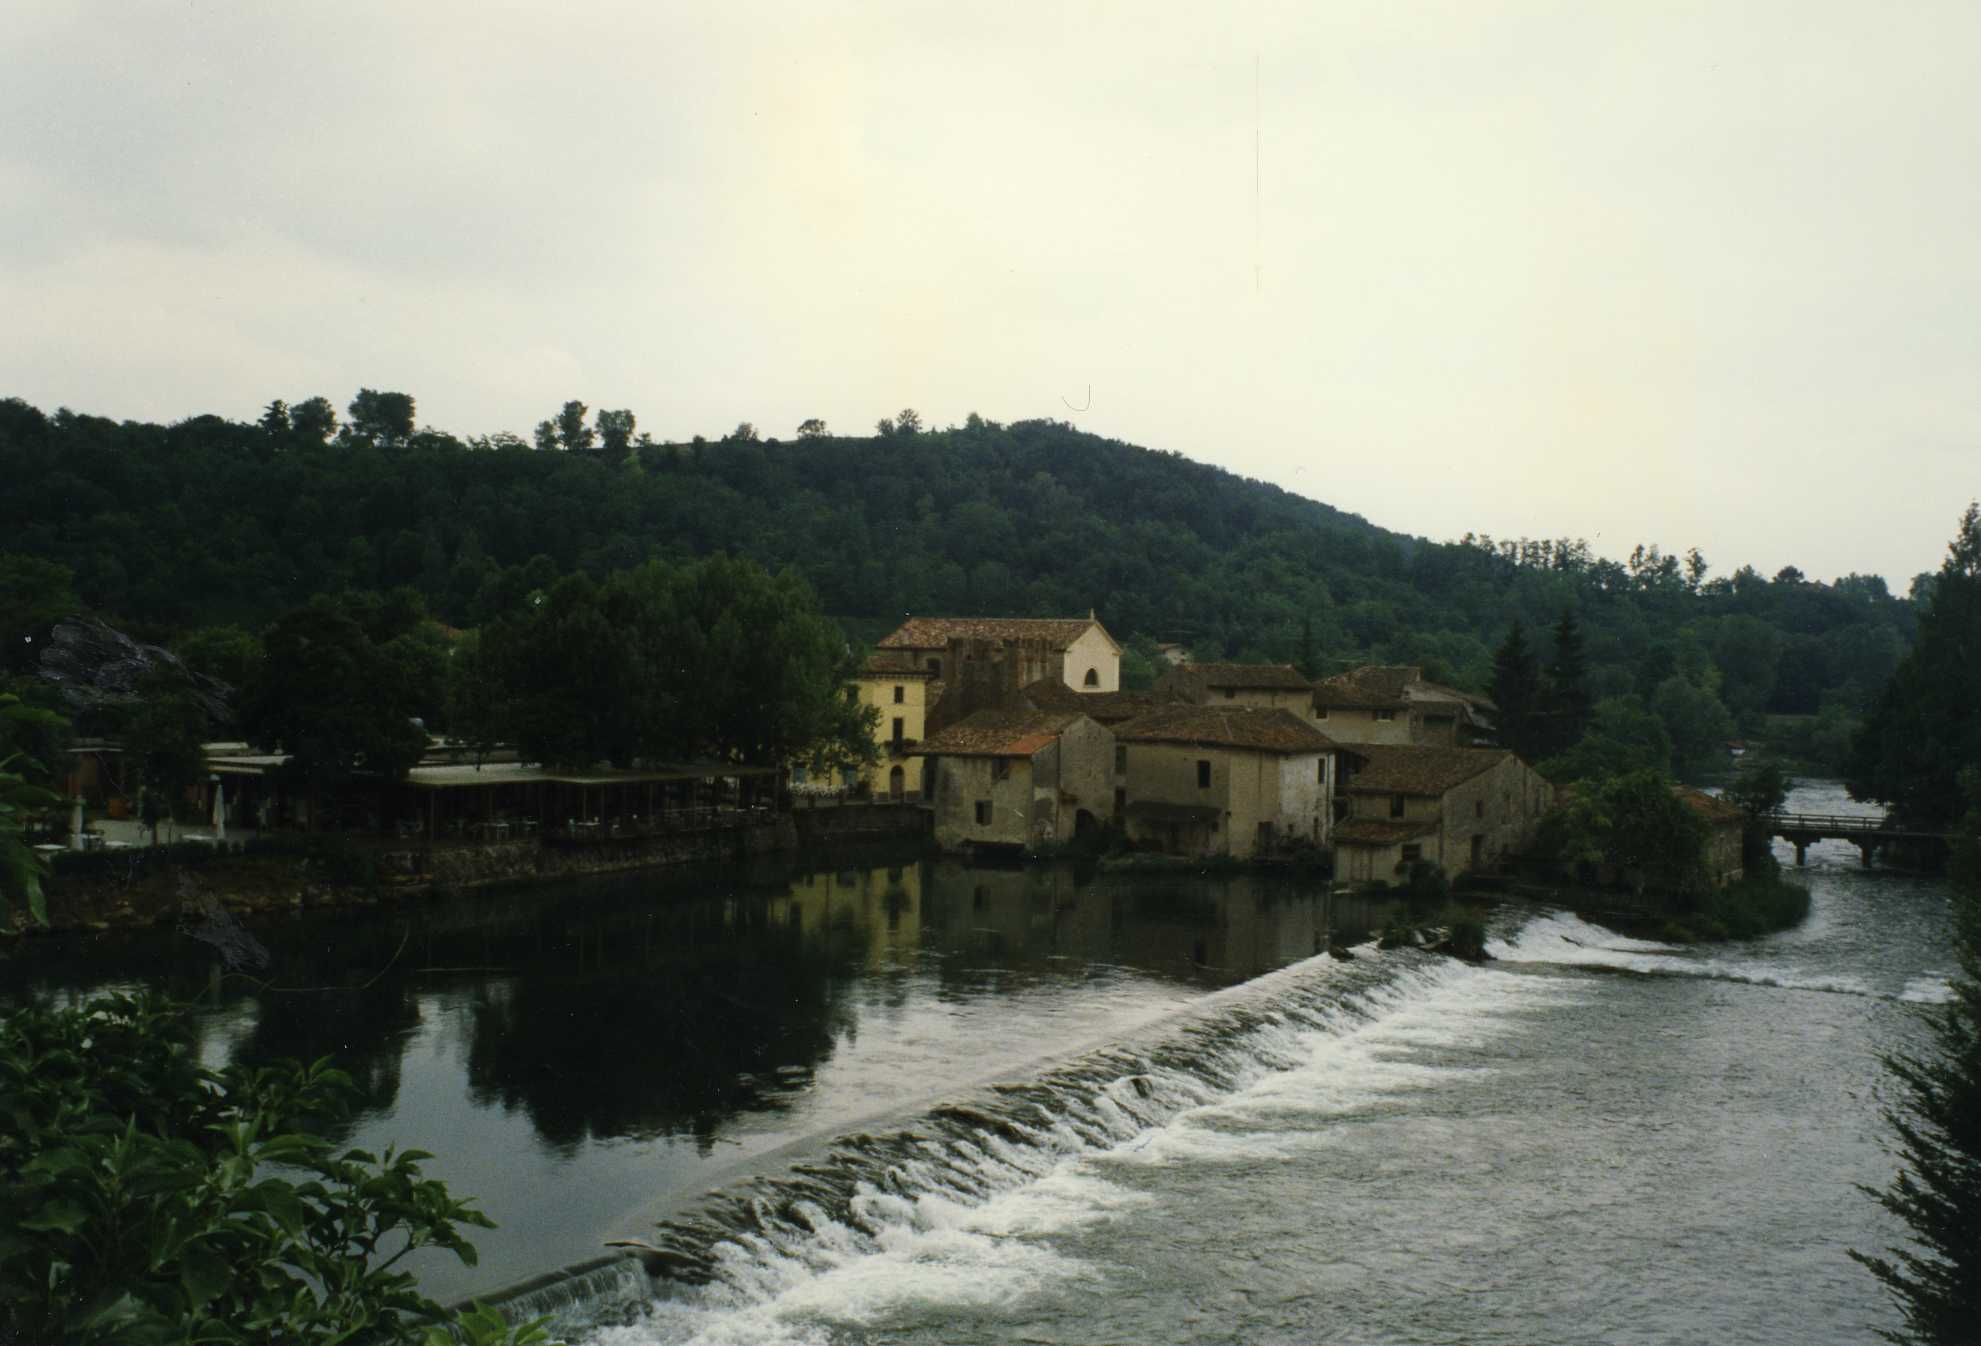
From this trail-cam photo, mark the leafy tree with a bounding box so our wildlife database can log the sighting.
[1653,673,1737,779]
[0,553,79,675]
[596,408,637,455]
[796,418,828,440]
[257,399,290,435]
[288,395,337,443]
[240,597,428,814]
[894,407,922,435]
[444,630,502,767]
[0,991,558,1345]
[555,400,593,452]
[533,419,559,452]
[120,673,211,842]
[173,625,264,701]
[1540,695,1673,784]
[346,389,417,445]
[1849,504,1981,827]
[482,575,632,769]
[726,421,760,444]
[874,417,895,437]
[1725,757,1791,868]
[1851,767,1981,1342]
[1538,768,1709,896]
[1713,614,1784,723]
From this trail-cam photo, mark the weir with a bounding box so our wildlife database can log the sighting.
[470,947,1466,1334]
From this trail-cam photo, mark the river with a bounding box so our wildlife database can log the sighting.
[0,781,1953,1344]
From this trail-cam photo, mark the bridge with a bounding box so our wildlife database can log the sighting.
[1764,811,1946,867]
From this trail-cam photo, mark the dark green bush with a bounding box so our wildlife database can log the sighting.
[0,991,553,1345]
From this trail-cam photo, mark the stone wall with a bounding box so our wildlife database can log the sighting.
[791,803,932,846]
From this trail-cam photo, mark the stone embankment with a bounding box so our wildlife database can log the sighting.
[23,807,932,935]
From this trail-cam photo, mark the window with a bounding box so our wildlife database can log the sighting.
[1375,709,1395,722]
[1390,794,1406,819]
[1401,843,1422,863]
[891,717,904,744]
[1316,706,1329,719]
[893,685,905,704]
[992,758,1011,782]
[1197,760,1212,788]
[1317,758,1326,783]
[1474,799,1484,819]
[1084,668,1100,687]
[975,800,992,826]
[926,658,941,676]
[1224,688,1236,701]
[1114,745,1127,772]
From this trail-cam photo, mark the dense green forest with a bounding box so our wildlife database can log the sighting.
[0,392,1918,770]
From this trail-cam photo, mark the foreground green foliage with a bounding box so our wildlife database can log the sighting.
[0,992,555,1345]
[1852,773,1981,1342]
[0,690,65,930]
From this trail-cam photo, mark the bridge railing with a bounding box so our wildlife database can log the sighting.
[1766,811,1889,833]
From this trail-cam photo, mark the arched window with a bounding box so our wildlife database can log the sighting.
[1083,668,1100,687]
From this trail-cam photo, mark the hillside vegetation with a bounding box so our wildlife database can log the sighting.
[0,395,1916,762]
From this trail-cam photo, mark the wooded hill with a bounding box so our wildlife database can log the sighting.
[0,395,1916,743]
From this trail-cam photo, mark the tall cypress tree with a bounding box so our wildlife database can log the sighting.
[1490,620,1542,757]
[1545,607,1592,757]
[1847,503,1981,828]
[1851,768,1981,1341]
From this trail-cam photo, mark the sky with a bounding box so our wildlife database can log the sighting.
[5,1,1977,589]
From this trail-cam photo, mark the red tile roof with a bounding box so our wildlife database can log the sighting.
[1019,678,1184,724]
[1165,662,1314,691]
[1342,745,1511,795]
[1113,705,1338,754]
[918,709,1088,757]
[878,617,1106,651]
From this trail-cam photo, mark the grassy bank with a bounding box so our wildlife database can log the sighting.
[1658,871,1811,943]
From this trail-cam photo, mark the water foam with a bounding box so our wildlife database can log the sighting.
[572,951,1481,1344]
[1900,975,1958,1004]
[1489,912,1886,998]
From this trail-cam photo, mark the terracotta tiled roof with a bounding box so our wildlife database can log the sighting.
[1313,667,1413,709]
[1334,818,1440,845]
[1675,785,1745,825]
[1313,665,1495,713]
[1114,705,1337,754]
[1342,744,1510,795]
[918,709,1087,757]
[857,655,935,678]
[1019,678,1183,724]
[878,617,1105,651]
[1167,662,1313,691]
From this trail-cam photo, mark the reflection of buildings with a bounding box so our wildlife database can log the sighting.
[772,862,925,969]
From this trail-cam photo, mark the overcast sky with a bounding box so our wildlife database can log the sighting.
[6,1,1977,588]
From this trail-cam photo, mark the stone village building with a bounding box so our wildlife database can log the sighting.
[841,614,1123,799]
[1332,745,1551,885]
[1312,665,1498,747]
[1675,785,1746,887]
[918,709,1116,853]
[1153,662,1315,716]
[1110,705,1341,860]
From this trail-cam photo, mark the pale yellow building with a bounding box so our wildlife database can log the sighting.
[849,658,935,798]
[1113,705,1341,859]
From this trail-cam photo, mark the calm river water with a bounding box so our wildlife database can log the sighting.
[0,781,1953,1344]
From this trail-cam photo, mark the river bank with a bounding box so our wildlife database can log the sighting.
[13,804,933,937]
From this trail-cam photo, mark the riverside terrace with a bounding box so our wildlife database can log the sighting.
[202,749,781,845]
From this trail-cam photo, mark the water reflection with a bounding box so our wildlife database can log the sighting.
[1,848,1434,1298]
